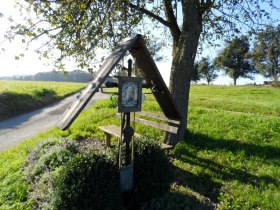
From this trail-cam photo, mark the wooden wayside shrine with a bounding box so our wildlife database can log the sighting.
[58,34,181,132]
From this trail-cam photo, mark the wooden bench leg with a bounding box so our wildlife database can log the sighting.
[105,133,112,147]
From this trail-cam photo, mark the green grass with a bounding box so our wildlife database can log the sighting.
[189,85,280,117]
[0,85,279,209]
[173,107,280,209]
[0,81,86,119]
[0,132,54,209]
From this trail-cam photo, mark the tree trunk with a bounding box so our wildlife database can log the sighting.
[164,1,202,145]
[273,73,279,85]
[234,78,237,85]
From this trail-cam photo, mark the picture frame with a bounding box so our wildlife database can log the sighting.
[118,77,142,112]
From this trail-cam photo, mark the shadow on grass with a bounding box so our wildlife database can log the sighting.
[34,88,57,98]
[0,90,57,117]
[170,131,279,209]
[142,189,216,210]
[186,131,280,166]
[171,165,219,210]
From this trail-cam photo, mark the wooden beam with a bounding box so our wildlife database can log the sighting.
[137,111,180,125]
[134,117,178,134]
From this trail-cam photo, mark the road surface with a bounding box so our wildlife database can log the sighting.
[0,92,109,152]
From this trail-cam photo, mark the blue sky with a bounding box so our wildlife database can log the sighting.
[0,1,279,85]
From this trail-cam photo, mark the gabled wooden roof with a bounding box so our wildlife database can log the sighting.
[58,34,181,130]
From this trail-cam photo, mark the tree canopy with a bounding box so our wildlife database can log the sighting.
[251,25,280,84]
[214,36,254,85]
[197,56,218,84]
[8,0,278,71]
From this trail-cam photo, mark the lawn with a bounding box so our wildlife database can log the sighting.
[0,85,279,209]
[0,80,86,120]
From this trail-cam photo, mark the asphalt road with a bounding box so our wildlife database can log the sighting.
[0,91,109,152]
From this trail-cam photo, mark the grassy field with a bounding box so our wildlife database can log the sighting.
[189,85,280,117]
[0,85,279,209]
[0,80,86,120]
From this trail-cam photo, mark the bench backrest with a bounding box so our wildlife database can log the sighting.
[117,112,180,134]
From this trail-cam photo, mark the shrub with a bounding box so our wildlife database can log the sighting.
[25,137,172,209]
[25,138,120,209]
[51,149,121,210]
[125,136,173,209]
[25,138,79,182]
[25,138,81,209]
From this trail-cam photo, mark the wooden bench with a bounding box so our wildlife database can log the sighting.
[99,111,180,150]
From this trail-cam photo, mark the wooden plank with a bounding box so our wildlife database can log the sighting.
[137,111,180,125]
[99,125,121,137]
[134,117,178,134]
[116,113,178,134]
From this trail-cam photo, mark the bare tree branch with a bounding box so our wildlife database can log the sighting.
[200,0,213,14]
[162,0,181,39]
[128,2,171,28]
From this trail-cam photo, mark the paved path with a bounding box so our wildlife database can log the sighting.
[0,92,109,152]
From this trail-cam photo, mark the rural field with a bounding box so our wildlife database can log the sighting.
[0,80,86,120]
[0,84,279,209]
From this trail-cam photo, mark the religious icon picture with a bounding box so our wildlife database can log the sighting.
[118,77,142,112]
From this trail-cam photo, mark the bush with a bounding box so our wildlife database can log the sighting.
[25,138,79,182]
[130,136,172,208]
[25,137,172,209]
[51,150,121,210]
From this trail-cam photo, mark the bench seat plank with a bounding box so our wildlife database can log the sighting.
[99,125,121,137]
[99,125,121,146]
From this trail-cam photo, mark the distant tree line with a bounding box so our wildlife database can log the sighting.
[192,25,280,86]
[0,70,94,83]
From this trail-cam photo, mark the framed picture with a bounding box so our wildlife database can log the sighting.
[118,77,142,112]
